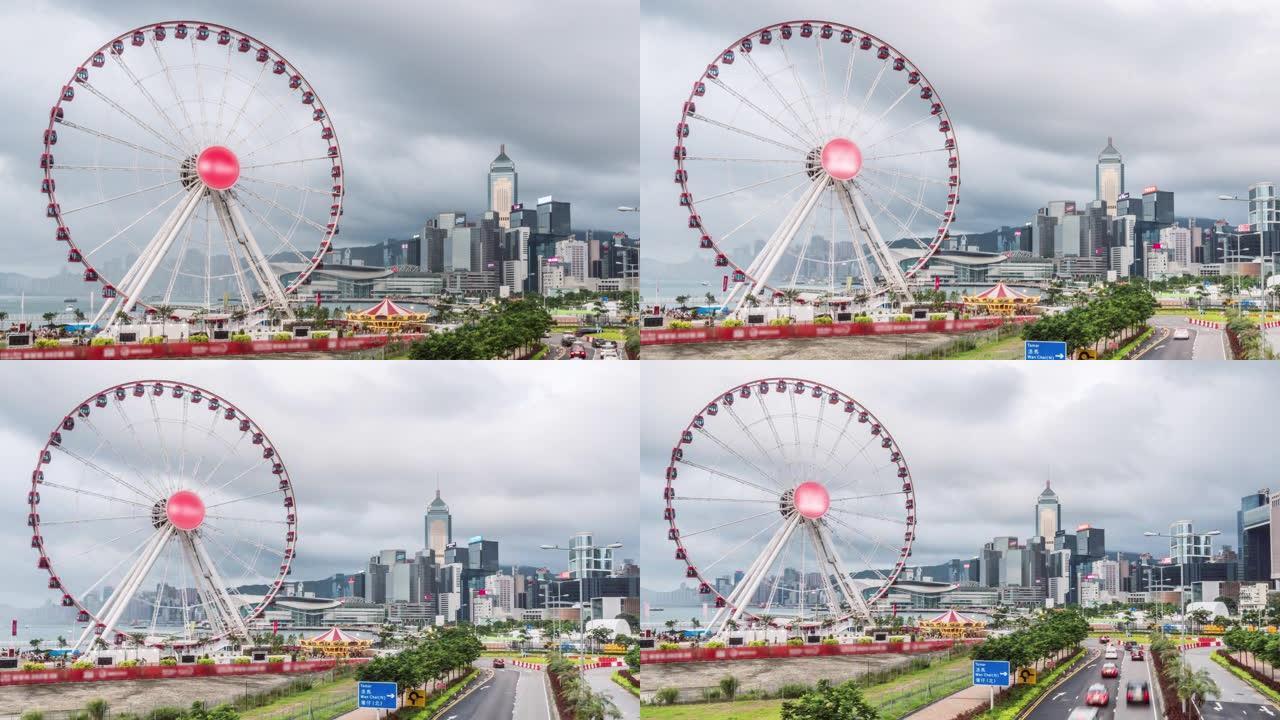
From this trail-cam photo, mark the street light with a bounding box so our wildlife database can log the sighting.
[536,540,624,673]
[1143,529,1221,654]
[1219,193,1278,348]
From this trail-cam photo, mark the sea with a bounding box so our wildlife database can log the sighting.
[641,605,994,631]
[0,295,432,328]
[638,282,1044,308]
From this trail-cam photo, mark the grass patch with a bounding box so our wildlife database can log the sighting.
[397,669,480,719]
[240,676,357,720]
[592,328,627,342]
[613,670,640,697]
[948,333,1028,360]
[530,346,549,360]
[1211,652,1280,706]
[1106,325,1153,359]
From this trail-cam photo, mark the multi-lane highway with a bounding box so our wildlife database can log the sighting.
[583,666,639,720]
[1183,646,1280,720]
[1141,316,1227,360]
[439,661,553,720]
[1026,644,1157,720]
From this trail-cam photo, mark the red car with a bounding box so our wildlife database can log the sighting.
[1131,648,1145,661]
[492,658,506,668]
[1126,681,1151,705]
[1085,683,1110,706]
[568,344,587,359]
[1101,662,1119,678]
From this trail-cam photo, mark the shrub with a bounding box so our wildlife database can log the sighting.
[34,338,60,348]
[814,315,833,325]
[267,655,286,663]
[747,640,768,647]
[768,316,794,326]
[719,674,740,700]
[158,657,177,666]
[928,313,948,321]
[21,712,46,720]
[888,635,907,643]
[188,333,209,343]
[720,319,744,327]
[85,698,109,720]
[892,314,912,322]
[856,637,873,644]
[196,657,216,665]
[232,656,251,665]
[787,637,805,646]
[658,642,679,650]
[821,636,839,645]
[853,315,874,324]
[702,688,722,702]
[704,641,726,649]
[655,687,679,705]
[668,320,693,329]
[141,335,165,345]
[311,331,330,339]
[271,332,292,341]
[117,659,140,668]
[143,709,185,720]
[72,660,94,669]
[21,661,46,670]
[90,336,116,346]
[778,682,812,698]
[229,333,252,343]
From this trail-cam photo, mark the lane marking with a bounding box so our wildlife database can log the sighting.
[1261,707,1274,717]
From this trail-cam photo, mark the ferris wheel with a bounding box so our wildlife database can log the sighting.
[673,21,959,314]
[663,378,917,638]
[40,22,344,331]
[27,381,298,654]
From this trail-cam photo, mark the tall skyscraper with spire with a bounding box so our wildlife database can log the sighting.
[488,144,518,230]
[1036,478,1061,540]
[1096,137,1124,217]
[425,485,452,566]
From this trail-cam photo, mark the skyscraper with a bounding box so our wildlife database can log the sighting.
[1096,138,1124,217]
[425,488,452,566]
[1036,479,1061,540]
[488,145,518,230]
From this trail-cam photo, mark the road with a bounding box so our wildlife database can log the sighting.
[541,332,615,360]
[1142,316,1226,360]
[583,666,638,720]
[435,660,552,720]
[1026,645,1157,720]
[1183,646,1280,720]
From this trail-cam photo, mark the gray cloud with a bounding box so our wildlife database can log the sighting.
[1,362,641,607]
[0,0,639,277]
[641,361,1279,591]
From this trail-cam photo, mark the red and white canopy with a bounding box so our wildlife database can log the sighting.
[307,626,363,644]
[968,282,1035,301]
[354,299,417,317]
[926,609,976,625]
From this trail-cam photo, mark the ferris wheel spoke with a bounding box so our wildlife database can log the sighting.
[204,488,280,509]
[855,174,945,223]
[79,82,190,157]
[203,521,283,558]
[56,119,179,162]
[834,41,858,132]
[61,178,181,216]
[723,404,787,481]
[38,513,146,526]
[693,425,783,489]
[240,156,332,170]
[778,40,826,141]
[40,461,155,509]
[828,506,907,526]
[739,51,821,145]
[674,496,777,504]
[238,174,332,195]
[862,113,942,153]
[214,42,234,144]
[848,59,889,140]
[676,458,776,496]
[241,122,312,161]
[754,395,790,471]
[149,38,198,150]
[73,526,158,608]
[222,58,270,144]
[190,37,208,148]
[105,55,196,154]
[233,185,330,234]
[830,489,907,503]
[687,113,806,155]
[682,508,779,539]
[147,396,175,488]
[849,83,914,143]
[80,415,169,500]
[51,164,173,172]
[162,215,201,306]
[706,76,816,149]
[685,155,803,164]
[111,399,174,494]
[701,515,786,578]
[815,38,834,139]
[204,513,287,525]
[231,189,316,264]
[864,147,947,162]
[822,515,888,581]
[860,164,947,186]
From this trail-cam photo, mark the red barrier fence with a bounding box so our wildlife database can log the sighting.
[640,639,970,664]
[641,317,1034,346]
[0,658,367,686]
[1186,317,1222,329]
[0,335,424,360]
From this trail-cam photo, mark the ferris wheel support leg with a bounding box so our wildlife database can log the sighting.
[805,522,845,626]
[708,514,800,640]
[218,192,296,322]
[747,179,829,306]
[92,193,197,330]
[813,520,874,625]
[178,532,227,640]
[83,525,175,654]
[73,526,170,653]
[109,189,206,330]
[832,184,878,302]
[844,184,914,305]
[189,532,251,641]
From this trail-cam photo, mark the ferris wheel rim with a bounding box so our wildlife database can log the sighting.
[41,20,344,316]
[674,20,960,302]
[28,379,298,649]
[664,376,917,629]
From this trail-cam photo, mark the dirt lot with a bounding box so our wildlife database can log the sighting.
[0,671,327,718]
[641,332,962,360]
[641,651,940,702]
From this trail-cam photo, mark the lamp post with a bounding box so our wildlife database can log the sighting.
[538,540,624,673]
[1143,528,1221,654]
[1219,193,1278,349]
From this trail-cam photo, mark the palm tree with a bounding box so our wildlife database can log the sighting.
[674,294,690,310]
[780,289,801,320]
[704,292,717,307]
[41,311,57,329]
[1172,661,1220,715]
[0,310,8,330]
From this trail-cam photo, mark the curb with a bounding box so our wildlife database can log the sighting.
[1016,648,1096,720]
[1129,327,1169,360]
[544,667,562,720]
[428,668,491,719]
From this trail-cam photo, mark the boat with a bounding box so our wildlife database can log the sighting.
[63,298,78,304]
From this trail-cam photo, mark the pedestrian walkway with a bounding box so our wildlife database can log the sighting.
[334,708,382,720]
[902,682,987,720]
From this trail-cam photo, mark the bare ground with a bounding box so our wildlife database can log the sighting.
[641,333,961,360]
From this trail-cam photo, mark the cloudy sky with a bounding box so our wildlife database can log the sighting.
[641,362,1280,591]
[0,0,638,277]
[641,0,1280,264]
[1,363,640,607]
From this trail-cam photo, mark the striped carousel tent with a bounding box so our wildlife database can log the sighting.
[300,626,372,659]
[344,298,429,333]
[962,282,1038,316]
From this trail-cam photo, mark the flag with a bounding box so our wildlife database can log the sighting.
[314,292,321,309]
[272,620,279,635]
[722,275,728,292]
[934,275,941,291]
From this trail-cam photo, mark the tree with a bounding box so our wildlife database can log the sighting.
[0,310,8,329]
[29,638,42,653]
[718,674,740,701]
[41,312,57,329]
[1172,661,1220,714]
[674,295,690,309]
[781,679,878,720]
[84,699,109,720]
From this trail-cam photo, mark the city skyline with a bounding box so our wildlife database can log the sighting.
[641,0,1280,264]
[0,362,640,607]
[641,362,1280,591]
[0,0,639,277]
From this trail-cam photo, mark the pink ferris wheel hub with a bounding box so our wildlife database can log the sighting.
[820,138,862,181]
[792,481,831,519]
[196,145,240,190]
[166,489,206,531]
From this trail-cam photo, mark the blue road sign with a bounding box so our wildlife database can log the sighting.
[1025,340,1067,360]
[358,681,398,709]
[973,660,1011,686]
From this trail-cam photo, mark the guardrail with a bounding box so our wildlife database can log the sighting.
[0,334,424,360]
[641,317,1035,346]
[640,639,972,665]
[0,657,368,687]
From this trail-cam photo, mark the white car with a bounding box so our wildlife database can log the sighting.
[596,349,620,360]
[1173,328,1190,340]
[1104,646,1119,660]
